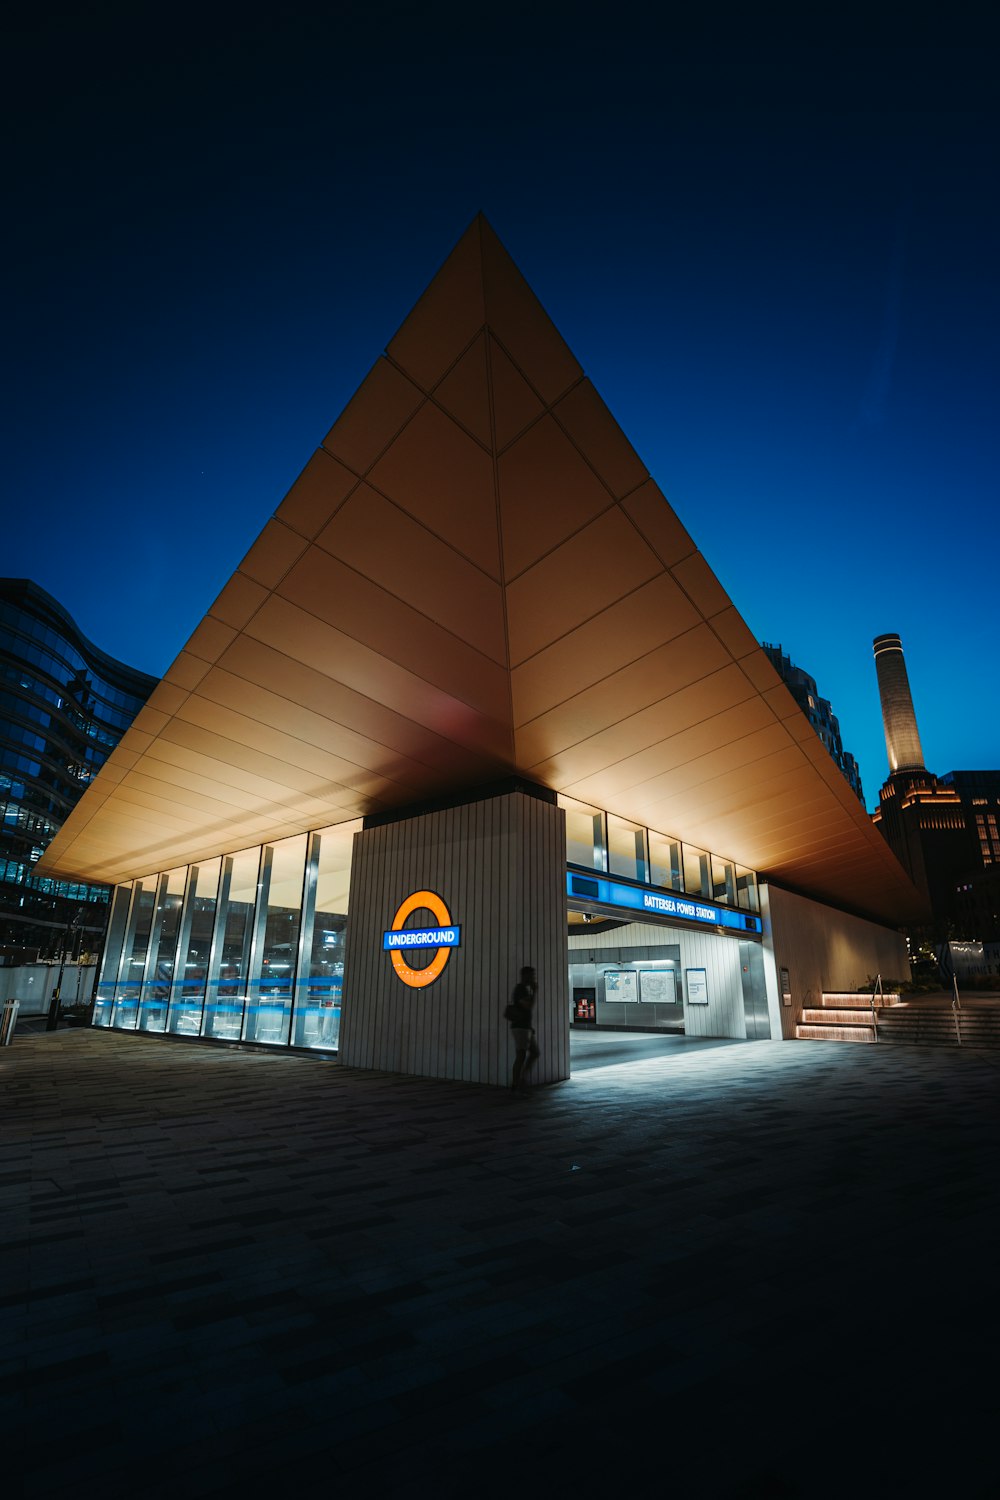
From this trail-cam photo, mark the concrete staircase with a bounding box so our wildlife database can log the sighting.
[875,1000,1000,1048]
[797,991,1000,1047]
[796,991,901,1044]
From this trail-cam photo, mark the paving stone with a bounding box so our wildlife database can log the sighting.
[2,1027,1000,1496]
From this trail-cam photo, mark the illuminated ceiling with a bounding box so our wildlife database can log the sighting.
[38,216,925,926]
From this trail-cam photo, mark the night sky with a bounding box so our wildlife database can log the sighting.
[5,6,997,811]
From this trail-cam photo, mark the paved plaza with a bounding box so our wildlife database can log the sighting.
[3,1026,1000,1497]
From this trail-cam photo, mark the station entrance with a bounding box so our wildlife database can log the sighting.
[566,899,771,1044]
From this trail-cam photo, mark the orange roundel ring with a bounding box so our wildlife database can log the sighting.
[389,889,454,988]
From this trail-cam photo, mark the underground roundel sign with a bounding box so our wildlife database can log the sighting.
[382,890,461,988]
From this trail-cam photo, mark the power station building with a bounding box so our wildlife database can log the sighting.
[37,218,925,1082]
[872,633,1000,941]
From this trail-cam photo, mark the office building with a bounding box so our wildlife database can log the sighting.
[0,579,157,961]
[761,643,864,803]
[38,218,925,1078]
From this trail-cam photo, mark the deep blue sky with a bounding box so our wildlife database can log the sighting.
[4,5,997,811]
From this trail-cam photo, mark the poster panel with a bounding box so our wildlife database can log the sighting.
[686,968,709,1005]
[639,968,676,1004]
[604,970,638,1003]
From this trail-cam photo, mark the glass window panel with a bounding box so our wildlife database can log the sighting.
[167,859,220,1035]
[111,876,158,1029]
[138,868,186,1033]
[607,815,648,882]
[681,843,711,899]
[293,822,358,1050]
[711,855,737,906]
[648,831,683,891]
[735,866,759,912]
[245,835,306,1046]
[95,883,132,1027]
[560,796,606,871]
[203,847,261,1040]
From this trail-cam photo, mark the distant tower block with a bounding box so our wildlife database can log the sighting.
[873,632,925,773]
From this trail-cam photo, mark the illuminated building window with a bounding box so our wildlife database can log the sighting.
[560,796,607,872]
[607,814,648,883]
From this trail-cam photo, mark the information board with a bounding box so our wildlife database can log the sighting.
[686,968,709,1005]
[604,970,638,1003]
[639,968,676,1005]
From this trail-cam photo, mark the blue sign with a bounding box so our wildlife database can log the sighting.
[566,872,761,934]
[383,926,462,951]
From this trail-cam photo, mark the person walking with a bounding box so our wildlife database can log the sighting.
[507,964,540,1093]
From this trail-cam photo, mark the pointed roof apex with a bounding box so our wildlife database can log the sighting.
[387,216,582,404]
[35,220,927,927]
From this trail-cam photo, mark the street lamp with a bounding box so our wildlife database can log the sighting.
[46,909,84,1032]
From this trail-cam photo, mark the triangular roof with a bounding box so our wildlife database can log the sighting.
[39,216,926,925]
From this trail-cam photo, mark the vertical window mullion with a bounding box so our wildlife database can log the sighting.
[291,831,320,1047]
[242,846,273,1042]
[138,872,169,1031]
[167,865,198,1026]
[202,856,233,1036]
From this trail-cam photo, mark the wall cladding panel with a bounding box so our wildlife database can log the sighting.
[761,883,909,1039]
[340,793,569,1084]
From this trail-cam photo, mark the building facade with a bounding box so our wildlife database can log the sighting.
[90,787,774,1061]
[0,579,157,962]
[39,218,923,1076]
[871,635,999,940]
[761,643,865,803]
[942,771,1000,942]
[873,632,924,773]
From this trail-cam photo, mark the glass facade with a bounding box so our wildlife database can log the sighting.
[94,798,757,1053]
[648,830,683,892]
[711,853,737,907]
[95,821,358,1051]
[138,867,186,1033]
[291,823,353,1049]
[168,858,220,1035]
[207,846,260,1041]
[682,843,711,900]
[565,799,605,870]
[559,795,758,915]
[607,814,648,883]
[246,834,308,1046]
[0,578,157,962]
[734,865,759,913]
[111,875,157,1029]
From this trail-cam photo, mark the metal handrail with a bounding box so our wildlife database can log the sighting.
[870,971,883,1044]
[952,974,962,1046]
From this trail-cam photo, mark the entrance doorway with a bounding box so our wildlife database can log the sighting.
[568,908,685,1035]
[568,947,685,1033]
[566,906,771,1043]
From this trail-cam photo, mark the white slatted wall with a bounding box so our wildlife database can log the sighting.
[762,883,910,1039]
[340,793,569,1085]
